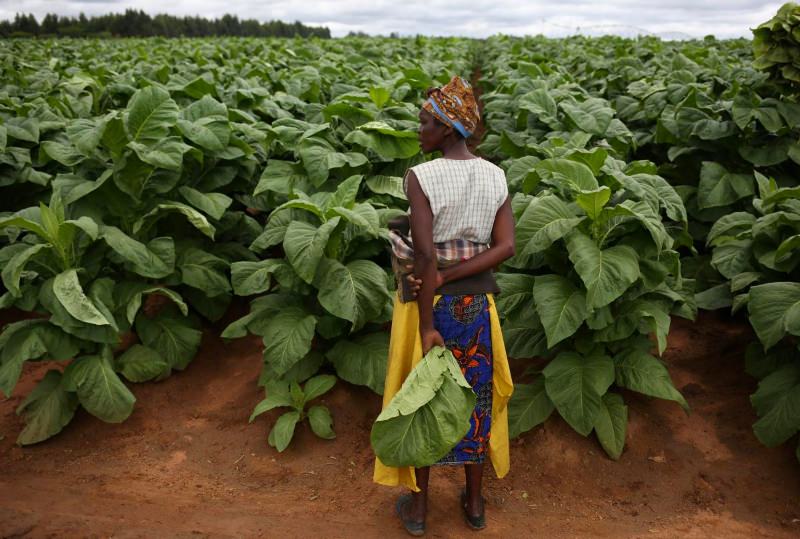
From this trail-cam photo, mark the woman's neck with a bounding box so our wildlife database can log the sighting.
[438,137,474,160]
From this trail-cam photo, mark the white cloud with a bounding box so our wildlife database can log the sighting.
[0,0,786,38]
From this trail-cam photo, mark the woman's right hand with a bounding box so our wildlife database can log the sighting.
[421,328,445,354]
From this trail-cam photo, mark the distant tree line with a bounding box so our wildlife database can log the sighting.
[0,10,331,38]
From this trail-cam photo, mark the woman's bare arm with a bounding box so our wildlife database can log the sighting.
[406,170,444,352]
[439,196,515,284]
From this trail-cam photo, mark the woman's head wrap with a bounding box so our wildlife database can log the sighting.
[422,75,480,138]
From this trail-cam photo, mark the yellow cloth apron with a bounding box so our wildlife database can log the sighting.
[372,293,514,492]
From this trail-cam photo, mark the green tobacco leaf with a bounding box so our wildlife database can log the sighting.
[231,259,282,296]
[116,344,169,383]
[366,175,406,200]
[303,374,337,402]
[261,307,317,376]
[270,410,301,452]
[326,332,389,394]
[179,248,231,297]
[532,274,587,348]
[125,86,180,142]
[308,405,336,439]
[748,283,800,350]
[67,116,110,155]
[543,351,615,436]
[371,346,476,467]
[536,158,598,191]
[134,202,216,240]
[494,273,535,315]
[254,160,310,196]
[136,309,201,371]
[284,217,341,283]
[508,377,555,438]
[567,232,640,310]
[706,212,756,246]
[16,370,79,445]
[561,98,614,135]
[324,175,362,211]
[614,346,689,410]
[68,354,136,423]
[516,195,584,256]
[1,243,49,297]
[53,270,114,327]
[577,187,612,221]
[711,239,753,279]
[0,320,80,397]
[344,121,419,160]
[179,186,232,221]
[751,364,800,447]
[593,392,628,460]
[101,226,173,279]
[250,382,293,421]
[697,162,754,210]
[316,258,391,331]
[128,138,192,170]
[502,316,548,359]
[41,140,86,166]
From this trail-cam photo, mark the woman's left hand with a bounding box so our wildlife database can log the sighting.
[405,265,443,298]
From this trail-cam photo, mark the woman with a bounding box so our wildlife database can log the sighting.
[372,75,516,536]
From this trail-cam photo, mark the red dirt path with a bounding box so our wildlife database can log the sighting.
[0,309,799,538]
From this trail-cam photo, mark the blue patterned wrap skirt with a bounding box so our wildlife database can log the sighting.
[432,294,494,465]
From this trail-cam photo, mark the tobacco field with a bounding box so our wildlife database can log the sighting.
[1,5,799,474]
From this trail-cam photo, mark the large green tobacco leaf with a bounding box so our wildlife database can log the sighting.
[508,376,555,438]
[53,270,116,327]
[1,243,49,296]
[344,121,419,160]
[535,158,598,191]
[593,392,628,460]
[16,370,79,445]
[516,195,584,256]
[100,226,174,279]
[134,202,216,240]
[371,346,476,467]
[315,258,391,331]
[561,98,614,135]
[125,86,180,142]
[532,275,588,348]
[567,232,640,310]
[231,259,283,296]
[128,138,192,170]
[116,344,169,383]
[135,308,202,371]
[326,332,389,394]
[179,186,232,220]
[751,363,800,447]
[0,320,80,396]
[542,351,615,436]
[284,217,341,283]
[748,283,800,350]
[261,307,317,376]
[697,162,754,210]
[614,345,689,410]
[64,353,136,423]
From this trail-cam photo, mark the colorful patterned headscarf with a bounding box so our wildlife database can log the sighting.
[422,75,480,138]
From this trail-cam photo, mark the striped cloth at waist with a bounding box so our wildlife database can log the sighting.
[388,230,488,266]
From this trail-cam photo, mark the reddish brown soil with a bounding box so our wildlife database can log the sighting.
[0,309,798,538]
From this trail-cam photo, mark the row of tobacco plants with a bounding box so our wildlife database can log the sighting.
[478,2,800,461]
[1,3,798,460]
[0,35,473,447]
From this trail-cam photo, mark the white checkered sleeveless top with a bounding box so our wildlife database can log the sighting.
[405,157,508,244]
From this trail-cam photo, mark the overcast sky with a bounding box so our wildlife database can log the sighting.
[0,1,785,39]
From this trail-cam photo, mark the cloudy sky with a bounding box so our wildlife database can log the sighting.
[1,1,785,39]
